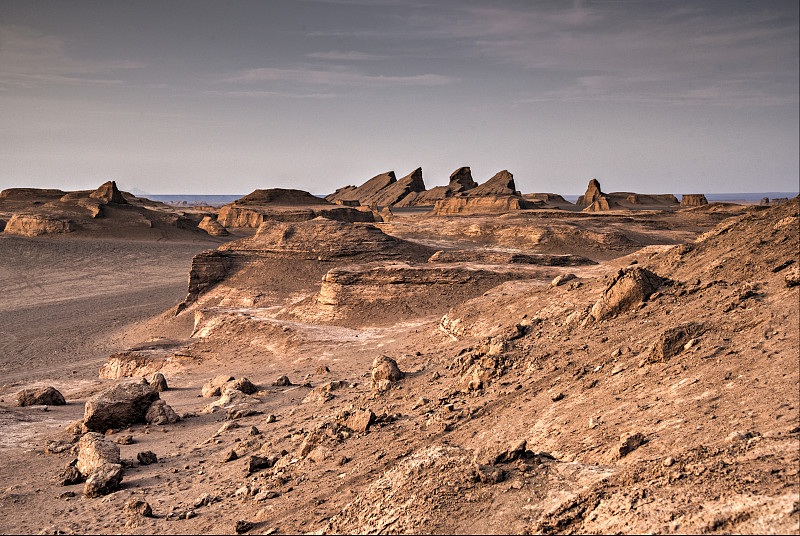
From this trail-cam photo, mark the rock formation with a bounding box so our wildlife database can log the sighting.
[82,382,169,431]
[89,181,127,204]
[582,196,622,212]
[468,170,518,197]
[394,167,478,207]
[326,169,426,208]
[590,266,663,320]
[680,194,708,207]
[17,386,66,406]
[325,171,397,205]
[576,179,604,206]
[198,216,230,236]
[3,214,73,236]
[432,195,535,215]
[217,188,374,227]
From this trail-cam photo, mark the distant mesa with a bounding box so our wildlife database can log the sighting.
[760,197,789,206]
[217,188,375,228]
[432,195,536,216]
[680,194,708,207]
[575,179,679,211]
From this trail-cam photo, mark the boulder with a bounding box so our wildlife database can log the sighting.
[56,463,84,486]
[144,399,180,425]
[17,386,66,407]
[137,451,158,465]
[617,431,646,457]
[468,170,518,197]
[150,372,168,392]
[82,383,160,432]
[89,181,127,204]
[371,355,403,384]
[576,179,604,206]
[590,267,662,321]
[83,463,123,497]
[203,388,259,414]
[202,375,236,397]
[77,432,121,476]
[198,216,230,236]
[273,375,292,387]
[680,194,708,207]
[124,499,153,517]
[345,409,375,433]
[647,323,704,363]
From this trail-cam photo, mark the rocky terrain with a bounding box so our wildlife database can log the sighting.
[0,181,797,534]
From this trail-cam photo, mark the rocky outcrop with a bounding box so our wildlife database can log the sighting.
[89,181,127,204]
[582,196,622,212]
[217,204,373,227]
[427,250,596,266]
[198,216,229,236]
[326,171,397,205]
[576,179,604,206]
[3,214,73,236]
[234,189,329,206]
[17,386,66,406]
[448,167,478,192]
[83,383,161,432]
[681,194,708,207]
[432,195,536,215]
[646,322,704,363]
[590,266,663,320]
[394,167,478,207]
[468,170,518,197]
[184,250,235,304]
[361,168,426,207]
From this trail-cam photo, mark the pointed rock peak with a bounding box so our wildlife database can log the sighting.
[576,178,604,206]
[468,170,517,196]
[90,181,127,204]
[398,167,425,192]
[449,167,477,190]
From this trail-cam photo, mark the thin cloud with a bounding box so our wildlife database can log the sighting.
[306,50,386,61]
[222,65,454,87]
[204,89,340,99]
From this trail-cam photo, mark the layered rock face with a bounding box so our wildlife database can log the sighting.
[198,216,230,236]
[576,179,679,211]
[681,194,708,207]
[432,195,535,215]
[217,188,374,227]
[394,167,479,207]
[325,169,426,208]
[468,170,518,197]
[4,214,73,236]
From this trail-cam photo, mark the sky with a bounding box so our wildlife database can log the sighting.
[0,0,797,196]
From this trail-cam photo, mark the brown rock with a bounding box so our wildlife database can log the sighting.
[83,463,123,497]
[56,463,84,486]
[647,322,704,363]
[432,195,536,215]
[124,498,153,517]
[89,181,127,204]
[17,386,66,407]
[590,267,663,321]
[468,170,518,197]
[149,372,168,392]
[198,216,229,236]
[345,409,375,433]
[144,399,180,425]
[137,451,158,465]
[83,382,159,432]
[202,375,235,398]
[235,520,255,534]
[680,194,708,207]
[273,375,292,386]
[371,355,403,384]
[3,214,73,237]
[618,431,646,457]
[77,432,121,476]
[785,266,799,287]
[576,178,604,206]
[474,463,505,484]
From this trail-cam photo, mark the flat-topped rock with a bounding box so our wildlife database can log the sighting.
[432,195,535,215]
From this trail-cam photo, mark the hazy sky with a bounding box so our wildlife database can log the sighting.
[1,0,797,195]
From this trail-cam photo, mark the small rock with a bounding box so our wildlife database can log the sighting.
[265,414,277,424]
[150,373,168,392]
[194,493,219,508]
[610,363,625,376]
[273,375,292,387]
[588,417,599,429]
[345,409,375,433]
[336,455,350,466]
[254,490,281,501]
[17,386,66,407]
[784,266,799,287]
[474,463,505,484]
[145,399,180,425]
[124,498,153,517]
[611,348,621,358]
[684,338,698,350]
[495,439,527,463]
[246,455,276,474]
[550,392,565,402]
[137,451,158,465]
[235,520,255,534]
[663,456,675,467]
[222,449,239,463]
[726,431,751,442]
[618,431,646,457]
[202,375,235,398]
[371,355,403,386]
[248,425,260,436]
[315,365,330,375]
[548,273,576,288]
[46,440,74,454]
[56,464,84,486]
[58,491,76,499]
[83,463,123,497]
[115,435,134,445]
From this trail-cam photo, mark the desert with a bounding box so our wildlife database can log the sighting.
[0,172,797,534]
